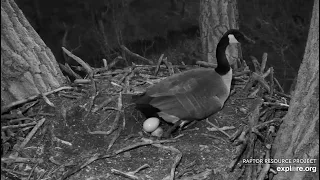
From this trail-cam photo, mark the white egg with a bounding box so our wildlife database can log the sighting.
[143,117,160,132]
[151,127,163,137]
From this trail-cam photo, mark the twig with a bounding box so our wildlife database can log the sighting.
[244,99,263,179]
[62,47,93,77]
[149,140,182,180]
[154,54,164,76]
[254,118,282,131]
[233,70,251,77]
[124,69,135,93]
[229,126,244,142]
[92,96,117,113]
[1,86,73,114]
[260,53,268,73]
[8,117,34,124]
[105,93,122,135]
[120,45,154,65]
[252,72,270,92]
[201,133,228,143]
[269,67,274,96]
[111,164,150,180]
[248,87,260,98]
[206,125,235,132]
[163,57,174,75]
[262,68,271,78]
[196,61,217,68]
[83,80,97,120]
[205,119,231,138]
[113,138,176,156]
[2,122,37,130]
[273,77,284,92]
[228,136,248,172]
[250,56,261,72]
[1,157,43,164]
[263,102,289,108]
[244,76,254,92]
[102,58,108,68]
[107,127,121,151]
[27,162,39,180]
[16,118,46,151]
[41,93,54,107]
[274,91,291,99]
[59,63,82,79]
[109,56,125,69]
[257,145,271,180]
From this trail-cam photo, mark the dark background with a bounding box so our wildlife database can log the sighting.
[15,0,314,93]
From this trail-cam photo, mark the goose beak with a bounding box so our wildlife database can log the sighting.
[228,34,239,44]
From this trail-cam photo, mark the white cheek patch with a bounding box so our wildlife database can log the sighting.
[228,34,239,44]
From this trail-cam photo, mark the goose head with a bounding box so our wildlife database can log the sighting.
[215,29,254,75]
[224,29,255,45]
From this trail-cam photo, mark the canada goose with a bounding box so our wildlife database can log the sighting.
[133,29,254,137]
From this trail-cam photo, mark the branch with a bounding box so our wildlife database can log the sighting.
[120,45,154,65]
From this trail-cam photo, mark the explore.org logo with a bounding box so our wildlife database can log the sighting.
[242,158,317,173]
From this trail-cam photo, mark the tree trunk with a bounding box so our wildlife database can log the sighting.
[1,0,66,107]
[199,0,240,66]
[272,0,319,179]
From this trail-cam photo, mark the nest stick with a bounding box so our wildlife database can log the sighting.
[262,68,271,78]
[154,54,164,76]
[163,57,174,75]
[112,164,150,180]
[41,93,54,107]
[2,122,37,130]
[92,96,117,113]
[1,86,73,114]
[244,76,254,92]
[124,69,135,93]
[260,53,268,73]
[18,118,46,151]
[102,58,108,68]
[109,56,125,69]
[250,56,261,72]
[274,91,291,99]
[229,125,244,142]
[59,63,82,79]
[273,77,284,92]
[105,93,123,135]
[205,119,231,138]
[1,157,43,164]
[252,72,270,93]
[151,142,182,180]
[62,47,93,77]
[107,128,121,151]
[120,45,154,65]
[196,61,217,68]
[269,67,274,96]
[83,80,97,120]
[233,70,251,77]
[114,138,176,155]
[229,138,248,172]
[257,146,271,180]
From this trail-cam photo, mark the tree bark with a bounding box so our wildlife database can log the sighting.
[1,0,66,107]
[199,0,240,65]
[272,0,319,179]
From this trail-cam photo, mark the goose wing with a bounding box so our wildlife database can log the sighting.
[141,69,229,122]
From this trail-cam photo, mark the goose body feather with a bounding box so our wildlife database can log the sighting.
[134,68,232,123]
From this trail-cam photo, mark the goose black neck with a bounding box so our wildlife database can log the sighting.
[215,36,231,75]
